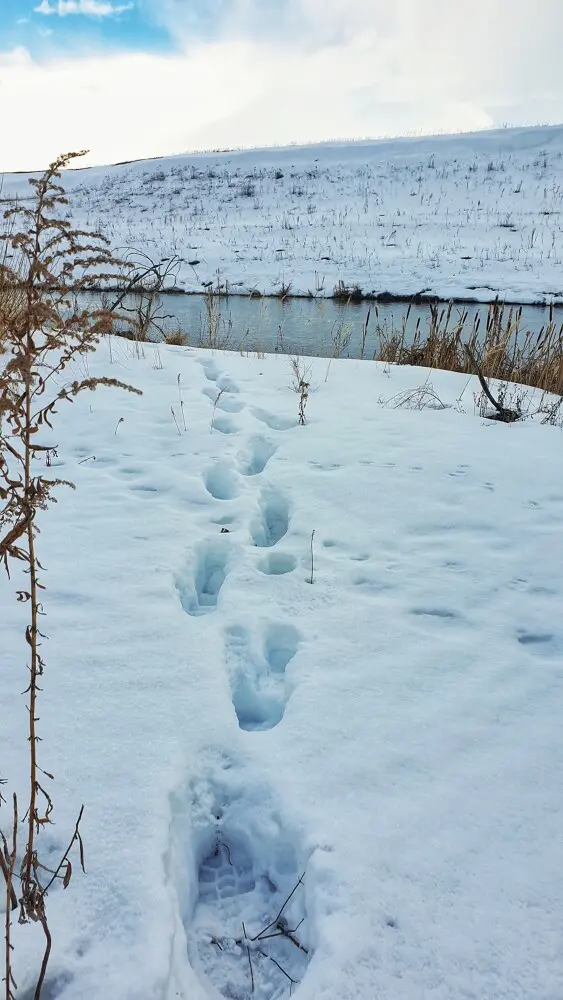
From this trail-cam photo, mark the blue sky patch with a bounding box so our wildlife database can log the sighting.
[0,0,175,57]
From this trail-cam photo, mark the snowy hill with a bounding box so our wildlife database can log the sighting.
[2,340,562,999]
[3,124,563,304]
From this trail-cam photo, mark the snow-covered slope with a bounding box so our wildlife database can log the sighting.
[2,340,562,1000]
[3,125,563,304]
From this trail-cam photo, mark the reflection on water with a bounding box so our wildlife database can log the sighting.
[81,291,559,361]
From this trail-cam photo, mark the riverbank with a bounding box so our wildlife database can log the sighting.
[90,291,563,402]
[83,283,563,307]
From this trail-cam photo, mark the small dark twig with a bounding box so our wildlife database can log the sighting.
[215,840,232,866]
[307,530,315,585]
[242,922,254,994]
[360,307,371,360]
[285,930,308,954]
[211,870,308,996]
[255,929,309,955]
[252,873,306,941]
[177,375,187,431]
[170,406,181,436]
[40,805,85,896]
[256,948,299,987]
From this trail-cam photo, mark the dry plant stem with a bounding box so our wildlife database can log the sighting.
[325,321,352,381]
[289,357,310,424]
[107,251,184,316]
[242,922,254,994]
[177,376,187,431]
[3,795,18,1000]
[33,920,51,1000]
[171,406,182,436]
[360,308,371,361]
[23,396,40,888]
[298,383,309,425]
[0,150,141,1000]
[210,388,225,432]
[0,826,17,913]
[308,530,315,584]
[40,806,85,897]
[257,949,298,987]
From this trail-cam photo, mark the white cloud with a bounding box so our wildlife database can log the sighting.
[34,0,133,16]
[2,0,563,171]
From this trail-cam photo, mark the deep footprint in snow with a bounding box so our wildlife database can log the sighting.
[225,623,300,731]
[178,542,230,616]
[258,552,297,576]
[238,437,277,476]
[181,780,310,1000]
[212,416,239,435]
[250,490,289,548]
[216,374,240,394]
[203,386,245,413]
[196,358,220,382]
[251,407,297,431]
[205,462,240,500]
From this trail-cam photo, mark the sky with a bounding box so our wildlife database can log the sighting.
[1,0,563,171]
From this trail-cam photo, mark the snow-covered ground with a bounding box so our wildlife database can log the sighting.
[3,124,563,304]
[2,339,562,1000]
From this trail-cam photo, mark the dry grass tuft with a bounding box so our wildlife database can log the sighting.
[164,330,190,346]
[0,251,26,355]
[198,289,232,349]
[374,301,563,397]
[332,281,363,303]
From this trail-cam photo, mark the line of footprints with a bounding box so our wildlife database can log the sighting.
[179,360,300,732]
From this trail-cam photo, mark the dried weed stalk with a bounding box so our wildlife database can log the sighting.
[325,320,352,382]
[0,151,141,1000]
[289,356,312,425]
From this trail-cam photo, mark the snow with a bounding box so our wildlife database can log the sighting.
[4,124,563,304]
[1,339,563,1000]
